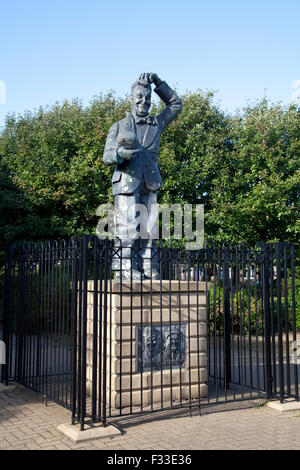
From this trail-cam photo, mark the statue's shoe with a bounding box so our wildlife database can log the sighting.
[143,269,160,280]
[114,269,144,281]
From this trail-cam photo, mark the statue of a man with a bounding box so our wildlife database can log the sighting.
[103,73,182,280]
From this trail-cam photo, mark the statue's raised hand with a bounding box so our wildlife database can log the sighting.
[139,73,161,86]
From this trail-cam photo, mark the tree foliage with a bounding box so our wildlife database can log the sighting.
[0,91,299,248]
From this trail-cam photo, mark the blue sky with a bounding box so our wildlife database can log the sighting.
[0,0,300,127]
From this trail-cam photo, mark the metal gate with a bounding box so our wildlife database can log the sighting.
[205,242,299,405]
[1,237,298,429]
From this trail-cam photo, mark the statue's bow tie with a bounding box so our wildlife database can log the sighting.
[135,116,157,125]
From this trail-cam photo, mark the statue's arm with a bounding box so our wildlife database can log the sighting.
[153,77,182,131]
[103,122,124,165]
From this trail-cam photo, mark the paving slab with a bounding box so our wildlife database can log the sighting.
[0,383,300,450]
[57,422,121,443]
[267,398,300,412]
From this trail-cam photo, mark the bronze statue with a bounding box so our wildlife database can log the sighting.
[103,73,182,280]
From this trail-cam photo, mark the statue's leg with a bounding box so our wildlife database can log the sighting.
[113,193,143,280]
[139,189,160,279]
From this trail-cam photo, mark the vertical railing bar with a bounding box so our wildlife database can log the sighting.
[2,246,11,385]
[247,256,253,397]
[230,251,235,400]
[159,247,163,410]
[254,254,260,396]
[270,246,277,396]
[217,251,222,392]
[22,247,27,386]
[98,240,104,421]
[169,247,173,408]
[8,255,13,381]
[290,244,298,400]
[236,254,241,389]
[239,250,244,397]
[150,245,153,412]
[276,244,284,403]
[61,242,67,405]
[25,246,30,385]
[205,247,210,405]
[259,255,266,391]
[44,242,52,406]
[223,245,231,397]
[34,244,41,391]
[242,251,247,396]
[7,252,14,381]
[283,244,290,395]
[187,251,192,413]
[263,245,272,399]
[176,247,182,408]
[222,247,227,400]
[65,242,71,407]
[108,245,112,418]
[139,240,143,413]
[102,238,108,426]
[49,245,54,404]
[129,243,133,415]
[35,244,42,395]
[26,247,32,387]
[92,237,99,421]
[17,246,25,384]
[80,236,88,431]
[213,249,218,401]
[77,239,83,422]
[71,239,78,425]
[13,256,18,380]
[54,242,59,402]
[57,242,63,404]
[40,245,47,399]
[196,252,201,411]
[119,244,123,416]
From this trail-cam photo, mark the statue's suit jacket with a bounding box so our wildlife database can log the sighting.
[103,82,182,196]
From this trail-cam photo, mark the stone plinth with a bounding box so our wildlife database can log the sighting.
[85,280,208,409]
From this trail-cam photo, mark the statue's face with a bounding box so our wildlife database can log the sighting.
[132,86,151,116]
[170,334,179,351]
[146,329,158,350]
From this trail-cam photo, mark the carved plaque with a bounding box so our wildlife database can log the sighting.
[136,324,186,372]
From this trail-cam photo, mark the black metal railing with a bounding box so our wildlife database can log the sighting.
[1,237,298,429]
[206,242,299,405]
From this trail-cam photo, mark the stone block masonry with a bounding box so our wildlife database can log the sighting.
[84,280,208,409]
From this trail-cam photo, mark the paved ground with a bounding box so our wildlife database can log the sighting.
[0,383,300,450]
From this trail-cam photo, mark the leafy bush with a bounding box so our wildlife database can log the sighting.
[208,278,300,335]
[0,91,299,321]
[0,93,299,248]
